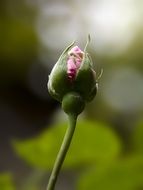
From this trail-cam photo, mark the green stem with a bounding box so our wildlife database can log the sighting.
[47,114,77,190]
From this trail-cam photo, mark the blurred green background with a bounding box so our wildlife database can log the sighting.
[0,0,143,189]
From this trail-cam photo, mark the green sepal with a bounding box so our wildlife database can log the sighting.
[74,34,97,102]
[75,53,96,102]
[86,83,98,102]
[48,41,75,102]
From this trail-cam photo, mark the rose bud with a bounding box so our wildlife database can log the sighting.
[48,35,98,114]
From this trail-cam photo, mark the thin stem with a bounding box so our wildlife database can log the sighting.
[47,114,77,190]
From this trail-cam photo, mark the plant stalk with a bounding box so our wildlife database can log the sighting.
[47,114,77,190]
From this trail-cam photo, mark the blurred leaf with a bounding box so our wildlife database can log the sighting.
[77,156,143,190]
[20,170,46,190]
[0,173,15,190]
[13,120,121,170]
[132,121,143,154]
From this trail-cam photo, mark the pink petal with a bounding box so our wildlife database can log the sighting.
[71,46,82,52]
[67,46,84,81]
[67,59,76,70]
[75,58,82,68]
[68,46,84,56]
[67,58,77,80]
